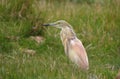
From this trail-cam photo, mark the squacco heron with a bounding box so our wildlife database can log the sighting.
[43,20,89,70]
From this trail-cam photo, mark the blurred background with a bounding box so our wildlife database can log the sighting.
[0,0,120,79]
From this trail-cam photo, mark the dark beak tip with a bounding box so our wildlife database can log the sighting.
[43,24,50,26]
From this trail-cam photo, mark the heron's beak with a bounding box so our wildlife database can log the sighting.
[43,22,56,27]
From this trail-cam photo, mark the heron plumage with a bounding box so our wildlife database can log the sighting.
[43,20,89,70]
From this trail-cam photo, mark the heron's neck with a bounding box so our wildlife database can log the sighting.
[60,28,76,43]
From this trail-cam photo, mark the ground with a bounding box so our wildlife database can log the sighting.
[0,0,120,79]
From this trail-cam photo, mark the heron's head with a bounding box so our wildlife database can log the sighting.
[43,20,71,29]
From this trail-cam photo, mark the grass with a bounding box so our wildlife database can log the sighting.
[0,0,120,79]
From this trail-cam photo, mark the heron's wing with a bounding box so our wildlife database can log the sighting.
[69,38,89,70]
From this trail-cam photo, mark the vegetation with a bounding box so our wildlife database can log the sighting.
[0,0,120,79]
